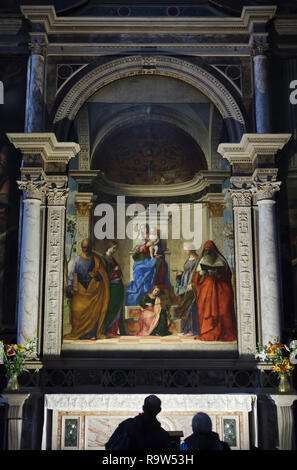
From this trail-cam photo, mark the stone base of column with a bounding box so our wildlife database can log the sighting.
[1,393,29,450]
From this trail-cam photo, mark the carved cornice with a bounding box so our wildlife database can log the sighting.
[20,5,276,35]
[48,43,251,58]
[0,17,23,35]
[6,133,80,164]
[217,133,292,167]
[274,18,297,36]
[85,170,229,198]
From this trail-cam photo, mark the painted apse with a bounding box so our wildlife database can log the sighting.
[62,74,237,350]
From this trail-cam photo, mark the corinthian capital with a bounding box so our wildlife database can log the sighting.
[250,35,269,57]
[17,179,47,200]
[229,189,253,208]
[28,39,46,56]
[207,202,226,217]
[74,201,93,217]
[252,181,281,201]
[47,187,69,206]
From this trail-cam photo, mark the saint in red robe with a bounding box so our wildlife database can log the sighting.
[193,240,237,342]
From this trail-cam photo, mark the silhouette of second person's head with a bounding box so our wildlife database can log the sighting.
[192,412,212,434]
[142,395,162,417]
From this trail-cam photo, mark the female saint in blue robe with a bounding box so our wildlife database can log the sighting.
[125,225,170,306]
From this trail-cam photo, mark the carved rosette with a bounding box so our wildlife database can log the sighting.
[252,181,281,202]
[17,179,47,201]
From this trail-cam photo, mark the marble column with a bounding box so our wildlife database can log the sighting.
[16,179,46,346]
[252,41,271,133]
[25,38,46,133]
[43,179,68,358]
[1,393,29,450]
[254,181,282,345]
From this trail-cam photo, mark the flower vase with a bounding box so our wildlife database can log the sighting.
[6,373,19,391]
[278,374,291,393]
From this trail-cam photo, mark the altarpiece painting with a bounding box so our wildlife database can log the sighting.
[61,74,238,352]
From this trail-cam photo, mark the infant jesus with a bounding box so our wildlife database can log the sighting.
[147,227,160,259]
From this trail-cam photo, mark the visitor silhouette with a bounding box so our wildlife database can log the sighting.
[105,395,173,451]
[182,412,231,450]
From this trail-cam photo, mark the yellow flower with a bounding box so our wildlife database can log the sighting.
[274,358,293,374]
[267,342,285,356]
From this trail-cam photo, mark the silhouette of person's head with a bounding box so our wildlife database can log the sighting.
[192,412,212,434]
[142,395,162,417]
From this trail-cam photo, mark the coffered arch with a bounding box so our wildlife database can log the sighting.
[53,55,246,143]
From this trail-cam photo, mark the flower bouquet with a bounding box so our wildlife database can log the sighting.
[2,340,37,391]
[255,339,297,393]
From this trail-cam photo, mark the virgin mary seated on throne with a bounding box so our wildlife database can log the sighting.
[125,224,171,307]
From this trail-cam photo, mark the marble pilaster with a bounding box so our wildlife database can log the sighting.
[252,181,282,345]
[38,190,47,356]
[229,182,257,357]
[43,178,69,358]
[16,179,46,345]
[25,36,47,133]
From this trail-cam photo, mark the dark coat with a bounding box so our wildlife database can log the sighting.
[105,413,172,451]
[184,431,230,450]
